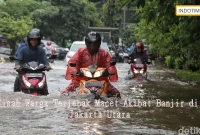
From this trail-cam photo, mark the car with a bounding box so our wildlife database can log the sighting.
[0,35,12,55]
[51,44,69,60]
[41,40,68,60]
[65,41,111,66]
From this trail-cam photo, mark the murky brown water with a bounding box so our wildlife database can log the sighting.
[0,61,200,135]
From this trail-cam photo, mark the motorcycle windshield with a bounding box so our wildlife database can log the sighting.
[22,61,44,71]
[134,58,144,64]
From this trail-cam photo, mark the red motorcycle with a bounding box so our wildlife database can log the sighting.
[129,58,148,79]
[10,57,50,96]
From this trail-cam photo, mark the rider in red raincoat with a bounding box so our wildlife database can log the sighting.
[61,32,121,98]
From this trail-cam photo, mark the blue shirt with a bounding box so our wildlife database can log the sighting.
[15,42,28,57]
[128,44,135,56]
[15,45,49,66]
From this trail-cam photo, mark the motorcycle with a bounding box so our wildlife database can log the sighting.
[9,56,50,96]
[69,61,116,99]
[129,58,148,79]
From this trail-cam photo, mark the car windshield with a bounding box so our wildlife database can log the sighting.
[70,43,86,52]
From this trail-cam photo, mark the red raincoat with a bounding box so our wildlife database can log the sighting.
[64,47,121,97]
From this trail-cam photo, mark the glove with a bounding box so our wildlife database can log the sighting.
[102,70,110,77]
[128,60,132,64]
[103,70,115,76]
[15,65,21,70]
[76,70,83,76]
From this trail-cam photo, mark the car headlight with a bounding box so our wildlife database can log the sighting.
[81,69,92,78]
[94,69,105,78]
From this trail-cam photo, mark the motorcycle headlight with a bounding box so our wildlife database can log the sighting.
[94,69,105,78]
[134,69,139,73]
[81,69,92,78]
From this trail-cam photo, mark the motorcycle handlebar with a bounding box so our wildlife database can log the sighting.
[14,67,51,71]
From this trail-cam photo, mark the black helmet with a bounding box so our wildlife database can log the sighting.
[85,31,101,46]
[27,28,41,46]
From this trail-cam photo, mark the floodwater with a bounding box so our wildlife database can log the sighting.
[0,60,200,135]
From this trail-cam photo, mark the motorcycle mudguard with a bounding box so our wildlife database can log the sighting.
[79,79,107,96]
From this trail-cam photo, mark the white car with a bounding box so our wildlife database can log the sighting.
[65,41,111,66]
[0,46,12,55]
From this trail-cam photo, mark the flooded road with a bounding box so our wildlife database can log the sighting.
[0,60,200,135]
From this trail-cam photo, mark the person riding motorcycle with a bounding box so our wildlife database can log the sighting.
[128,42,149,76]
[15,37,28,57]
[61,31,121,98]
[15,28,51,95]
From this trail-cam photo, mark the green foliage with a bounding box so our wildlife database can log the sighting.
[128,0,200,72]
[184,59,200,71]
[0,15,33,53]
[121,24,137,45]
[175,57,185,69]
[0,0,40,18]
[176,69,200,82]
[0,0,102,47]
[83,0,103,27]
[102,0,123,27]
[0,16,33,41]
[165,56,174,69]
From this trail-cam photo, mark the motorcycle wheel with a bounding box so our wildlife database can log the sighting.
[41,84,49,96]
[14,76,21,92]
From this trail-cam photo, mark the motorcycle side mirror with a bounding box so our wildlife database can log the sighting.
[9,56,17,61]
[110,61,116,66]
[69,62,76,67]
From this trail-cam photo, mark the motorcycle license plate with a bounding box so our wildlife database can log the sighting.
[26,73,43,78]
[135,64,143,68]
[85,81,103,88]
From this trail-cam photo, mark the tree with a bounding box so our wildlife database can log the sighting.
[0,0,102,47]
[133,0,200,70]
[36,0,102,46]
[0,16,33,53]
